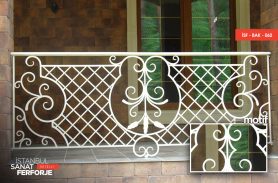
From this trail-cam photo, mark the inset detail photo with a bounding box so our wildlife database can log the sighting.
[190,123,267,173]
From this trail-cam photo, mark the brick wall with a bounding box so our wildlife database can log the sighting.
[0,0,13,166]
[13,0,128,143]
[0,160,278,183]
[260,0,278,154]
[14,0,126,52]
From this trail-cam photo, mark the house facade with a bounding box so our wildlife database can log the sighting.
[0,0,278,182]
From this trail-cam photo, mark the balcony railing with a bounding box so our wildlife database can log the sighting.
[11,52,272,161]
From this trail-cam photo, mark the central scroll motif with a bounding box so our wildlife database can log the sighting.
[110,56,181,135]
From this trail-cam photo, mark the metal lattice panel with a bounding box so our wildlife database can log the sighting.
[12,52,272,159]
[173,64,243,124]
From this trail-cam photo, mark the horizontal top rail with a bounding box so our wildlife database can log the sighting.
[11,52,271,57]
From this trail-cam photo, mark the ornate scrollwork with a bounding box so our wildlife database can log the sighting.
[202,158,216,171]
[133,136,159,158]
[221,55,269,120]
[251,124,267,156]
[190,124,204,152]
[208,124,252,172]
[211,124,252,172]
[15,130,32,147]
[15,56,67,123]
[15,106,60,147]
[191,124,261,172]
[14,56,68,147]
[109,55,181,136]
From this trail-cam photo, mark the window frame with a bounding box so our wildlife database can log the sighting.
[136,0,238,110]
[126,0,252,125]
[137,0,237,56]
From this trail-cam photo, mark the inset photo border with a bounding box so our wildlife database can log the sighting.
[190,123,267,173]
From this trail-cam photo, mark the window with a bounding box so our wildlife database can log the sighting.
[138,0,236,54]
[134,0,261,170]
[137,0,236,106]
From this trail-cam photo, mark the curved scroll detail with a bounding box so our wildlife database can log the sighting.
[202,158,216,171]
[190,124,204,152]
[15,56,67,122]
[15,130,32,147]
[15,106,60,147]
[239,159,252,171]
[109,55,181,135]
[221,55,269,120]
[251,124,267,156]
[202,124,252,172]
[133,136,159,158]
[14,56,68,147]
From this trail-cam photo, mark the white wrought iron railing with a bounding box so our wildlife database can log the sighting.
[11,52,272,160]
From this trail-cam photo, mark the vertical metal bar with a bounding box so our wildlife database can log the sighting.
[266,54,273,145]
[12,55,15,149]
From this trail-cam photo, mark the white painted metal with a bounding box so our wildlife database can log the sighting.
[190,123,267,173]
[12,52,272,161]
[11,52,271,57]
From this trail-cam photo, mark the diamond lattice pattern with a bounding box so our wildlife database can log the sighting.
[41,64,243,146]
